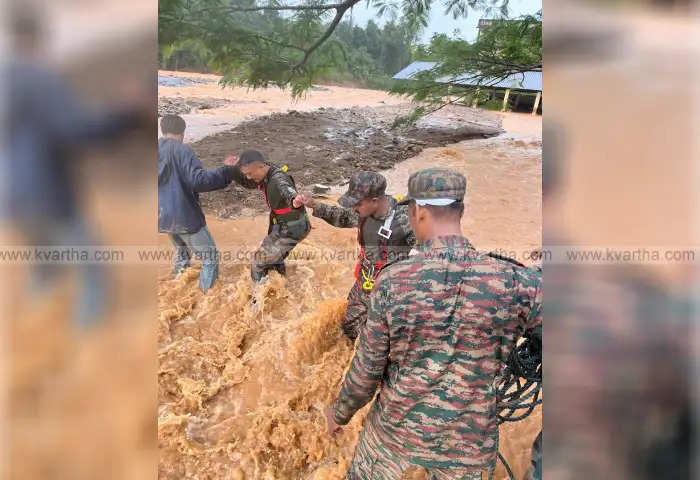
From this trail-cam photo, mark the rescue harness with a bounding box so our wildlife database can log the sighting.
[257,167,306,226]
[258,184,293,216]
[354,208,395,291]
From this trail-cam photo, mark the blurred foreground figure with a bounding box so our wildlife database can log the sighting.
[327,169,543,479]
[543,121,693,480]
[2,4,142,328]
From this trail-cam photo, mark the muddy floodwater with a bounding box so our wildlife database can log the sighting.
[158,74,542,480]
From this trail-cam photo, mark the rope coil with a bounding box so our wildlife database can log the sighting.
[490,329,542,480]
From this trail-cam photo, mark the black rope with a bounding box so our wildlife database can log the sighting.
[497,452,517,480]
[489,328,542,480]
[482,254,543,480]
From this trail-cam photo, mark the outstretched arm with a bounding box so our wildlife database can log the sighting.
[271,172,300,205]
[182,148,235,193]
[331,276,391,425]
[308,201,360,228]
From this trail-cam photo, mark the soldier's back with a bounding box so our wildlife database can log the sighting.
[370,234,542,472]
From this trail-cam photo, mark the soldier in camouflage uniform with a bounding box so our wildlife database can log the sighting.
[326,169,543,480]
[299,171,415,341]
[226,150,310,283]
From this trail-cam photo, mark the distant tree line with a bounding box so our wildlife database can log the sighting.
[158,0,508,94]
[159,11,420,89]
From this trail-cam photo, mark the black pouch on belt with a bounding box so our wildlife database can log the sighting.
[280,215,310,241]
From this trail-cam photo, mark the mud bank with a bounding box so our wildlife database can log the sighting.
[194,105,503,219]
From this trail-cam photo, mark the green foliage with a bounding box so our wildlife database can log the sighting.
[334,17,418,79]
[158,0,512,96]
[159,38,213,71]
[392,105,426,127]
[411,43,435,61]
[481,98,504,111]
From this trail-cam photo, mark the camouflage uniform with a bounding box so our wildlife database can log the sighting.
[231,164,310,282]
[331,170,543,479]
[312,172,415,341]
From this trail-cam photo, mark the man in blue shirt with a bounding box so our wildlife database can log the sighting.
[158,115,236,292]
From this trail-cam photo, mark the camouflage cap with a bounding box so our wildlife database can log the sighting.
[398,168,466,206]
[338,171,387,208]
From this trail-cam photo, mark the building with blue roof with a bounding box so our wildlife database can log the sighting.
[393,61,542,115]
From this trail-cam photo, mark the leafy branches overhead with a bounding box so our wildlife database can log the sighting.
[158,0,511,96]
[443,0,510,19]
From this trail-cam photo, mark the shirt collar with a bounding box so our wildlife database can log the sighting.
[419,235,474,252]
[261,165,276,185]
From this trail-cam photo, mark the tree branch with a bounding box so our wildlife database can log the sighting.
[428,66,537,89]
[292,0,362,71]
[400,91,472,126]
[469,55,541,72]
[251,34,306,52]
[164,18,306,53]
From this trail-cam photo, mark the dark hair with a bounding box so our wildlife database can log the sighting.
[238,150,267,167]
[410,200,465,220]
[160,115,186,135]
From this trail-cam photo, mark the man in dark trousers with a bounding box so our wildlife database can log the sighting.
[158,114,236,292]
[224,150,310,286]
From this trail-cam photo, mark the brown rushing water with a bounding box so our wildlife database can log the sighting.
[158,123,542,479]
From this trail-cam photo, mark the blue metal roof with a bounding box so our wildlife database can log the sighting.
[393,61,439,80]
[393,61,542,92]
